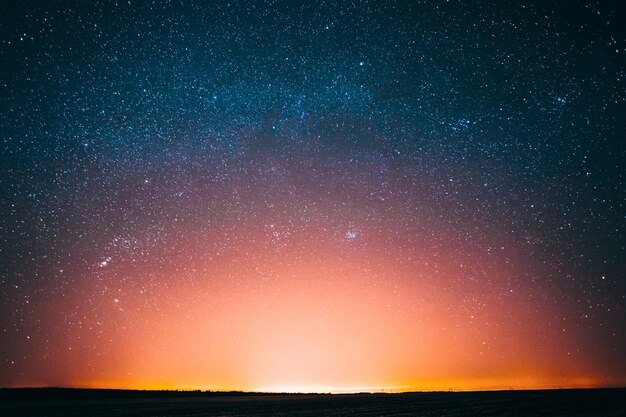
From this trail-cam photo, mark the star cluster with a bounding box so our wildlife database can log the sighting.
[0,1,624,391]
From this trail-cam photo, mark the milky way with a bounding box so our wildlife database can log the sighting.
[1,1,624,392]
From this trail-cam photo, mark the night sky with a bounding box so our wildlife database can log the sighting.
[1,1,625,392]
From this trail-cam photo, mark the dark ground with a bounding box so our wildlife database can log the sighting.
[1,388,625,416]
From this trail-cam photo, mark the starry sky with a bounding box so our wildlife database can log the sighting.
[1,1,625,392]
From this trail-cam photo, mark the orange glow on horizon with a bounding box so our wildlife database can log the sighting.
[64,373,615,394]
[7,219,624,393]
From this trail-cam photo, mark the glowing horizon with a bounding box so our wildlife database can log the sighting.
[8,377,621,394]
[4,229,624,392]
[3,168,624,393]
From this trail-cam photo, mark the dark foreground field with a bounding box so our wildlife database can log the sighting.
[1,388,625,416]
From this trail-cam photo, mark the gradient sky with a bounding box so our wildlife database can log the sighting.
[1,1,624,392]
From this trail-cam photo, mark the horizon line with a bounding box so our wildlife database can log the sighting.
[3,385,626,395]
